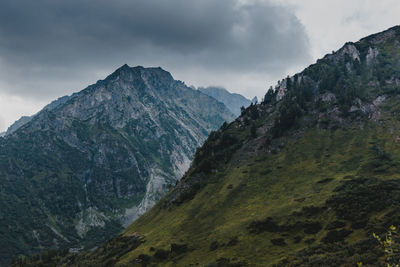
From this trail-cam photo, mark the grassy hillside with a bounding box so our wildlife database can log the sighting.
[117,118,400,266]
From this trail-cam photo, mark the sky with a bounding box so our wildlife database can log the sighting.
[0,0,399,132]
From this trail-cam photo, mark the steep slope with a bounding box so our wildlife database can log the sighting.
[0,65,234,265]
[26,25,400,267]
[199,86,253,116]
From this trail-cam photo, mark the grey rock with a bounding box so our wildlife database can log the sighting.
[5,115,33,135]
[0,64,234,261]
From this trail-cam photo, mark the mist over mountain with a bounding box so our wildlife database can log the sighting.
[198,86,253,116]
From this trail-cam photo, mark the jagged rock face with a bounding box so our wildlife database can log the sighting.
[0,65,234,264]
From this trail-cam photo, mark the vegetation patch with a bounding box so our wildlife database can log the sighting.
[248,217,282,234]
[271,238,286,246]
[327,178,400,222]
[325,220,346,230]
[322,229,353,243]
[170,243,188,254]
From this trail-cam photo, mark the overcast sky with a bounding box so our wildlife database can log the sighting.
[0,0,399,131]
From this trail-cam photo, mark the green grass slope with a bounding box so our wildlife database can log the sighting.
[118,121,400,266]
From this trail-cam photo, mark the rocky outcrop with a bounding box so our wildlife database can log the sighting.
[338,43,360,61]
[366,47,379,65]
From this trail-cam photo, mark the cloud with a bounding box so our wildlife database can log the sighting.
[0,115,4,132]
[0,92,48,132]
[272,0,400,63]
[0,0,310,100]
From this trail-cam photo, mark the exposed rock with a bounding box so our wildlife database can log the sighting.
[275,79,287,101]
[75,207,109,237]
[373,95,386,106]
[385,77,400,86]
[366,47,379,65]
[338,43,360,61]
[321,92,336,103]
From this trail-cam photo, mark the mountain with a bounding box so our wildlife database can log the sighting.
[4,95,73,136]
[198,86,253,116]
[0,65,234,265]
[5,116,32,135]
[26,25,400,266]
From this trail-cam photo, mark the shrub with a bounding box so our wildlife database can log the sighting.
[209,241,219,251]
[154,249,169,260]
[322,229,352,243]
[170,243,188,254]
[271,238,286,246]
[373,225,400,266]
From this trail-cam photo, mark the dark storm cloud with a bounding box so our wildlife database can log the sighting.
[0,0,310,98]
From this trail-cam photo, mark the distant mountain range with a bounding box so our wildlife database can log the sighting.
[27,25,400,267]
[0,64,235,264]
[199,86,256,116]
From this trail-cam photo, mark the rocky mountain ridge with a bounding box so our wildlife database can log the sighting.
[0,64,234,265]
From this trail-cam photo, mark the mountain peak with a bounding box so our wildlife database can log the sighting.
[120,63,130,69]
[104,64,173,85]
